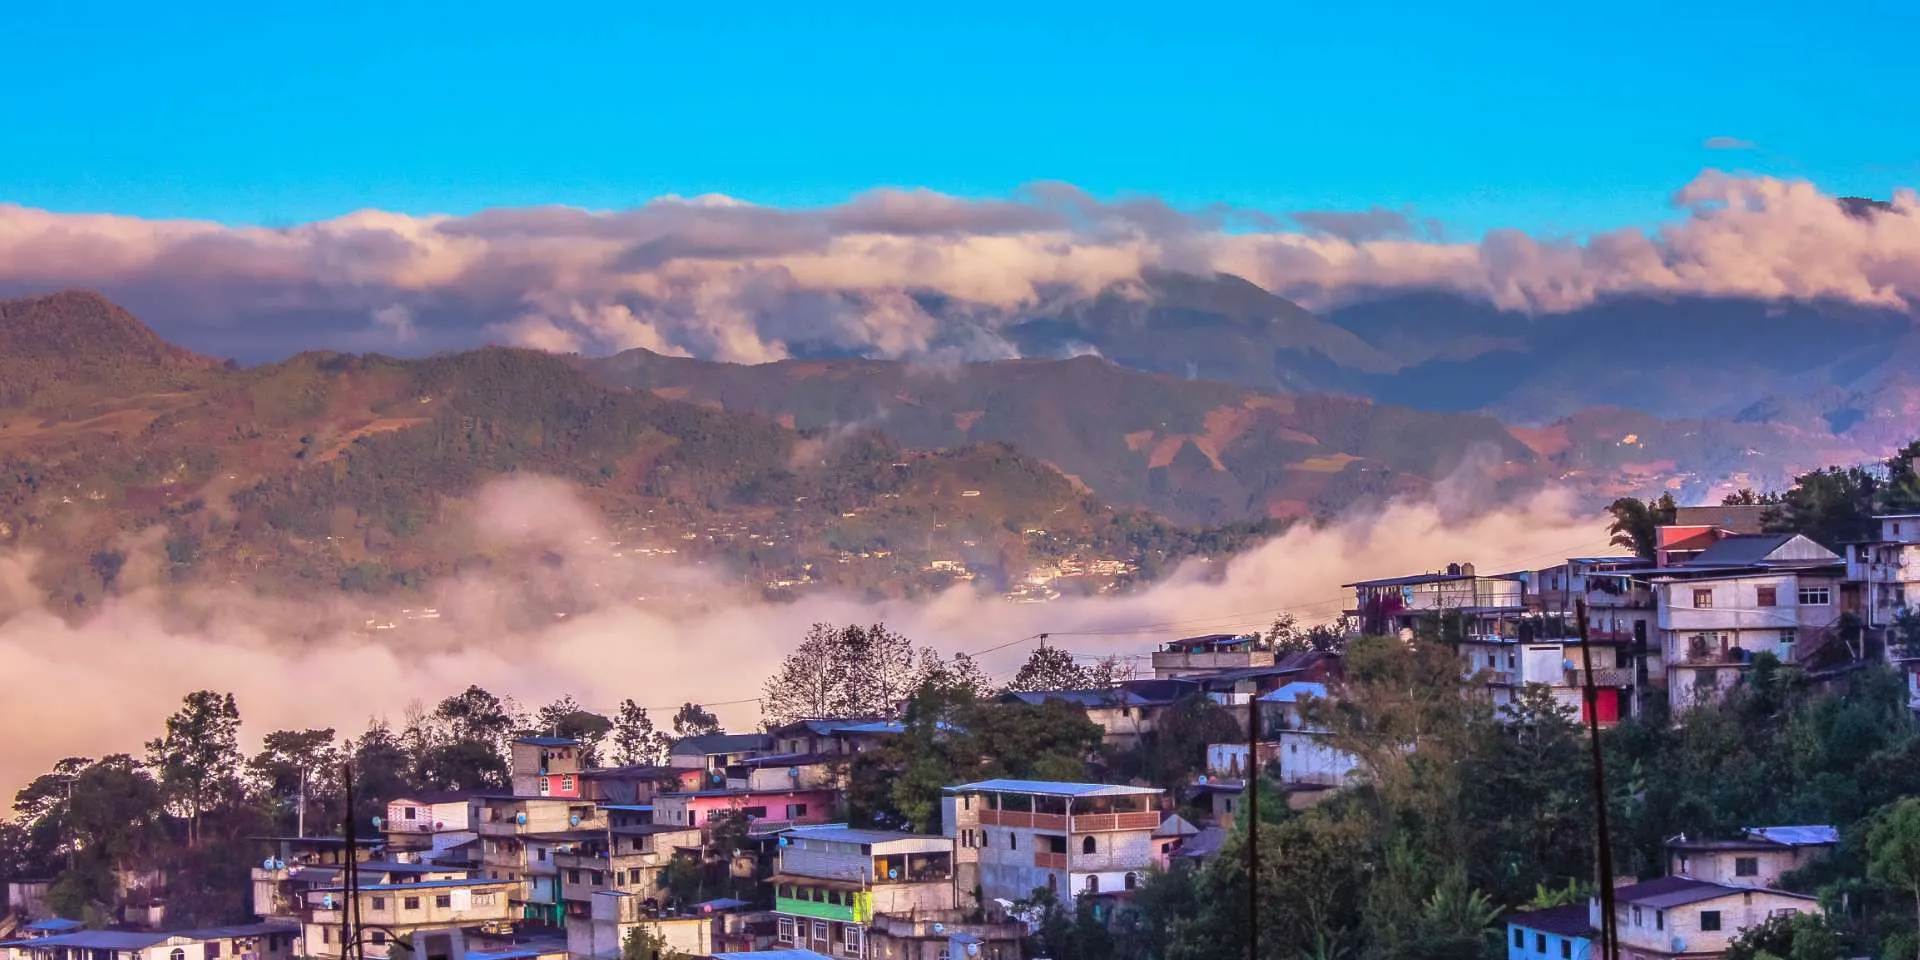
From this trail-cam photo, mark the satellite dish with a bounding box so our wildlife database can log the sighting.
[931,924,944,934]
[263,859,277,871]
[372,816,384,828]
[570,814,582,827]
[967,944,980,957]
[516,813,528,825]
[888,869,898,879]
[778,837,789,847]
[322,895,335,910]
[788,768,800,780]
[1196,775,1207,785]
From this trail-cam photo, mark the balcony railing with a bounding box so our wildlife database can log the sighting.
[1032,852,1067,870]
[1071,811,1162,832]
[977,810,1068,831]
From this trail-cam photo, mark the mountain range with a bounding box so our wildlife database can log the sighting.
[2,279,1914,609]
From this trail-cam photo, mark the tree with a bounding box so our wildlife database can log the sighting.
[672,703,722,738]
[1724,912,1844,960]
[528,696,613,764]
[1765,466,1880,548]
[1007,644,1094,691]
[760,622,957,726]
[1267,614,1352,655]
[621,924,687,960]
[1869,798,1920,960]
[611,700,669,766]
[1115,694,1241,788]
[248,729,343,835]
[1881,440,1920,515]
[1721,488,1780,506]
[145,691,243,846]
[350,721,415,829]
[1606,494,1676,559]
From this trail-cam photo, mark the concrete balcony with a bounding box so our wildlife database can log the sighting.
[1032,852,1067,870]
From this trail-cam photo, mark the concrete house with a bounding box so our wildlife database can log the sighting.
[1506,904,1595,960]
[1150,634,1274,679]
[3,925,298,960]
[942,780,1164,904]
[382,790,479,859]
[509,736,587,799]
[667,734,776,786]
[564,892,720,960]
[1597,877,1818,960]
[997,680,1201,747]
[1651,534,1849,709]
[556,823,704,922]
[1347,564,1526,636]
[297,879,516,960]
[1667,825,1838,889]
[469,795,605,924]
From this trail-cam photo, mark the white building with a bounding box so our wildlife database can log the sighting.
[1847,513,1920,657]
[3,924,297,960]
[564,893,719,960]
[383,790,478,860]
[1651,534,1848,710]
[770,825,960,960]
[941,780,1162,904]
[297,878,516,960]
[1259,682,1361,787]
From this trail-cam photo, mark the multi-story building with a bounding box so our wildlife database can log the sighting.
[296,878,517,960]
[249,837,378,923]
[1150,634,1275,678]
[469,795,606,924]
[770,825,954,960]
[1257,681,1360,787]
[667,734,775,786]
[1596,877,1817,960]
[509,736,588,799]
[563,892,721,960]
[556,824,704,923]
[1847,514,1920,641]
[1347,564,1525,636]
[941,780,1163,904]
[1651,534,1848,709]
[1667,825,1837,889]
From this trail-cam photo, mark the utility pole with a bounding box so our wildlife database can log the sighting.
[1246,692,1260,960]
[297,766,308,839]
[1576,598,1619,960]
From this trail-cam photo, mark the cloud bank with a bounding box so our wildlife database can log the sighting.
[2,171,1917,364]
[0,475,1611,795]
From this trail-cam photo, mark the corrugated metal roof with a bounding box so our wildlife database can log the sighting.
[943,779,1162,798]
[1258,681,1329,703]
[1506,905,1595,939]
[511,736,580,747]
[1745,825,1839,846]
[714,951,833,960]
[670,733,774,755]
[782,824,945,845]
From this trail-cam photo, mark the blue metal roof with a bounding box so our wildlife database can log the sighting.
[944,778,1161,798]
[312,878,508,892]
[1745,825,1839,846]
[14,932,170,950]
[22,920,83,933]
[1258,681,1328,703]
[512,736,580,747]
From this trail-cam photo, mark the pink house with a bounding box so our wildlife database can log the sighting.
[652,787,838,836]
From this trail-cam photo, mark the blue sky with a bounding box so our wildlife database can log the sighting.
[6,0,1916,238]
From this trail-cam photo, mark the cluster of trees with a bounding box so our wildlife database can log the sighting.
[1607,439,1920,559]
[0,685,727,926]
[999,635,1920,960]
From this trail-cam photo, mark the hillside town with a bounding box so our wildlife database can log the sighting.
[3,503,1920,960]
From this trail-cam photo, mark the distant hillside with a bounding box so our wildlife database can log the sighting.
[0,294,1257,614]
[0,290,223,406]
[582,346,1892,525]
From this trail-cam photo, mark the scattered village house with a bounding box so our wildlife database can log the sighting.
[471,738,608,925]
[295,877,517,960]
[250,837,382,924]
[1666,825,1838,889]
[382,791,480,861]
[1651,533,1851,709]
[942,779,1164,904]
[770,824,1022,960]
[1845,514,1920,709]
[1,924,298,960]
[555,823,704,925]
[1598,876,1819,960]
[667,733,776,789]
[563,892,723,960]
[1504,904,1593,960]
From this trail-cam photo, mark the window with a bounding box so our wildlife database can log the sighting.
[1512,929,1524,949]
[562,775,575,792]
[788,803,810,819]
[537,847,548,861]
[1560,939,1570,960]
[1735,856,1759,877]
[590,871,603,885]
[1085,875,1099,894]
[1655,910,1664,931]
[323,930,332,945]
[1125,872,1138,891]
[371,933,387,946]
[1799,586,1831,605]
[172,950,186,960]
[812,921,829,943]
[1009,833,1017,850]
[1693,589,1713,608]
[1082,836,1097,855]
[435,895,451,908]
[1756,587,1777,607]
[1700,910,1722,932]
[371,896,387,910]
[1780,629,1797,646]
[473,893,495,906]
[963,796,971,810]
[777,918,796,944]
[842,924,865,959]
[1536,933,1546,952]
[569,870,581,884]
[1631,906,1642,926]
[404,806,418,820]
[403,896,420,910]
